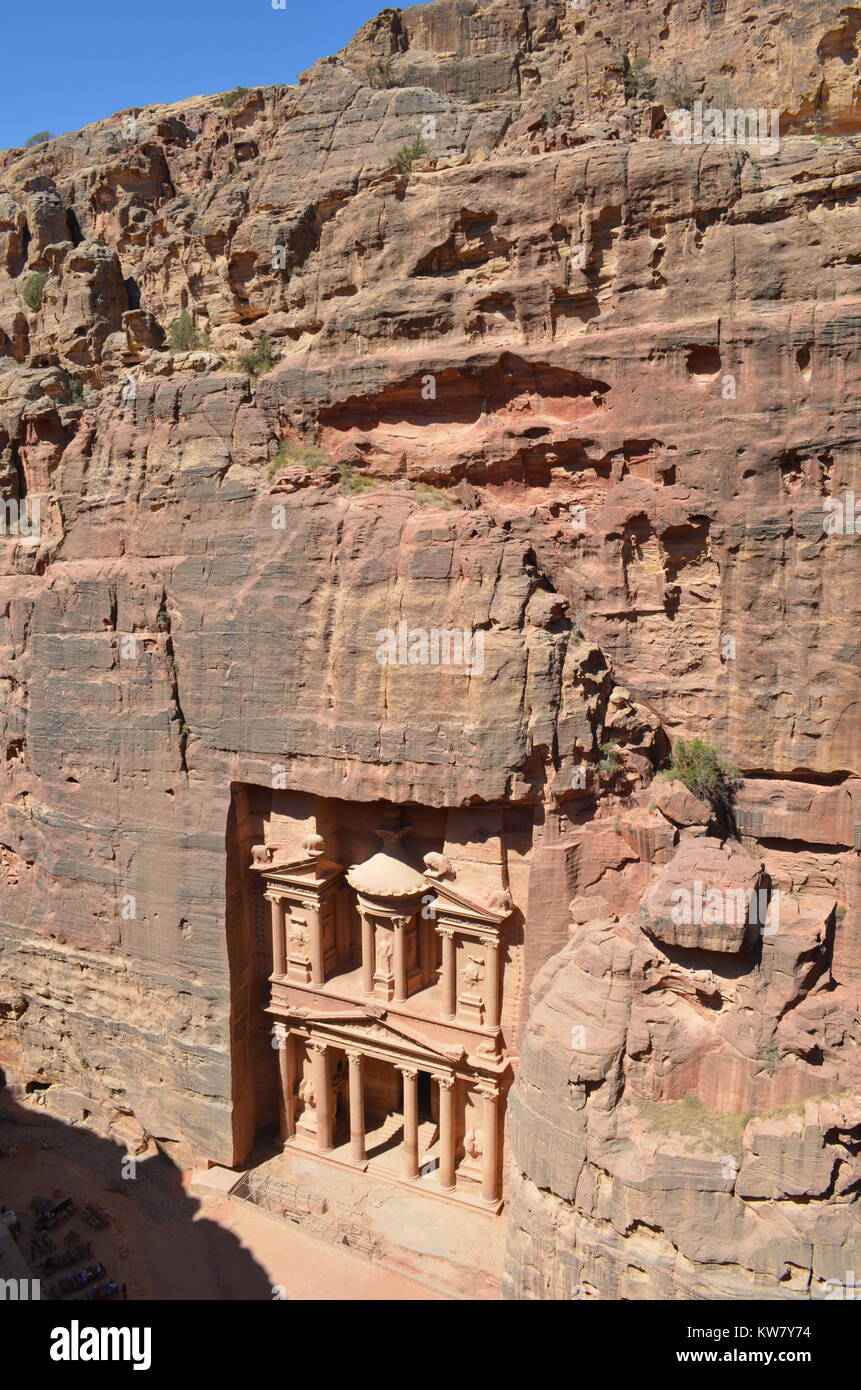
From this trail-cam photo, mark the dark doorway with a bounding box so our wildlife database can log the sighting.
[418,1070,433,1122]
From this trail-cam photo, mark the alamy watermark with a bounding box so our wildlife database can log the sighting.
[375,621,484,675]
[671,881,779,935]
[0,1277,40,1300]
[820,1270,859,1300]
[0,498,41,539]
[669,102,779,154]
[822,492,861,536]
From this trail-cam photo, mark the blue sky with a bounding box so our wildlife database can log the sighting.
[1,0,384,150]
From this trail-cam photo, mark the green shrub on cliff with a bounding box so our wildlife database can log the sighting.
[168,312,208,352]
[407,482,455,509]
[637,1095,751,1155]
[23,272,48,311]
[366,58,396,89]
[598,739,623,774]
[221,87,251,109]
[268,441,332,479]
[658,737,741,818]
[656,60,697,111]
[338,464,376,494]
[236,334,278,377]
[394,138,426,174]
[24,131,54,148]
[624,56,655,100]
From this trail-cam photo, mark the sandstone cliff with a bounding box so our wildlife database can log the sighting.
[0,0,859,1298]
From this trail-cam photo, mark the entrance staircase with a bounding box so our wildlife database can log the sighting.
[364,1112,439,1170]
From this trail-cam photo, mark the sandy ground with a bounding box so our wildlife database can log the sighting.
[0,1093,444,1300]
[200,1191,443,1300]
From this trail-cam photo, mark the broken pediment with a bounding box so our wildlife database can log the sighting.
[426,875,513,930]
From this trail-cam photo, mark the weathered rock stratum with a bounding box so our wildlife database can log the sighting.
[0,0,859,1298]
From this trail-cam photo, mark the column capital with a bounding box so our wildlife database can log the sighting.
[397,1065,418,1081]
[437,926,456,940]
[308,1040,328,1056]
[436,1074,455,1091]
[345,1049,363,1066]
[475,1081,499,1101]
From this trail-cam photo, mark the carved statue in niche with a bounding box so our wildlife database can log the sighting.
[285,905,310,959]
[464,1127,483,1161]
[297,1074,317,1137]
[458,952,487,1023]
[463,954,485,988]
[376,933,394,973]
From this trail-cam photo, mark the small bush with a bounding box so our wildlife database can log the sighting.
[408,482,455,509]
[23,272,48,312]
[338,464,376,495]
[598,739,623,774]
[657,60,697,111]
[167,311,208,352]
[24,131,54,148]
[221,87,251,109]
[394,137,426,174]
[659,737,741,818]
[268,441,332,479]
[236,333,278,377]
[637,1095,751,1155]
[67,377,85,406]
[624,56,655,101]
[366,58,396,89]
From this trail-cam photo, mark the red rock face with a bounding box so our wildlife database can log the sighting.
[0,0,859,1295]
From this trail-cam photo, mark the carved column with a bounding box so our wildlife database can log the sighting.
[393,918,408,1003]
[419,912,433,987]
[276,1027,296,1141]
[361,912,375,995]
[478,1084,500,1204]
[436,1074,456,1191]
[485,937,501,1031]
[307,904,324,987]
[268,894,286,977]
[347,1050,366,1165]
[439,928,456,1018]
[399,1067,419,1180]
[310,1042,332,1151]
